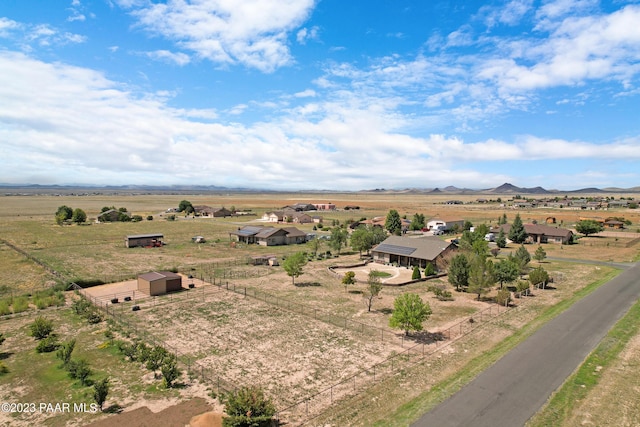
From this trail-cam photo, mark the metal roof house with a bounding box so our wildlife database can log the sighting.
[371,235,456,269]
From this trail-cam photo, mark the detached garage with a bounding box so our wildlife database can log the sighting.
[137,271,182,296]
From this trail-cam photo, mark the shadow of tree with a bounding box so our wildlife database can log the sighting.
[103,404,124,414]
[294,282,321,287]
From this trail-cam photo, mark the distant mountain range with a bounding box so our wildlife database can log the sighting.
[1,182,640,195]
[363,182,640,194]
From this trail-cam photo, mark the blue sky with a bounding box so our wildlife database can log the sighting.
[1,0,640,191]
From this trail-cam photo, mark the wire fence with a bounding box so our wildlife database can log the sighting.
[5,238,520,425]
[70,283,242,399]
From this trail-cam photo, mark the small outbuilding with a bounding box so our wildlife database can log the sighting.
[125,233,164,248]
[137,271,182,296]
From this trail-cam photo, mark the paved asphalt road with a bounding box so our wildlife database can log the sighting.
[412,262,640,427]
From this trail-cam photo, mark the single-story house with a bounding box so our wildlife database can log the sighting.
[371,235,456,270]
[312,203,336,210]
[229,226,307,246]
[426,218,465,232]
[194,206,232,217]
[262,211,284,222]
[283,203,316,212]
[137,271,182,296]
[494,224,573,244]
[125,233,164,248]
[604,220,625,229]
[283,212,313,224]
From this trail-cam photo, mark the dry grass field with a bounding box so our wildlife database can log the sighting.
[0,190,639,425]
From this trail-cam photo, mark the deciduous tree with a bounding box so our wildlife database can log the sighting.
[529,266,550,289]
[282,252,307,285]
[342,271,356,291]
[329,226,348,254]
[364,271,383,312]
[223,386,276,427]
[575,220,603,237]
[385,209,402,235]
[494,259,519,289]
[55,205,73,225]
[389,293,431,336]
[448,254,470,292]
[72,208,87,224]
[161,355,180,388]
[468,256,495,300]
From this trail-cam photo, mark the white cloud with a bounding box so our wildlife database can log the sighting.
[2,51,638,190]
[121,0,316,73]
[0,18,21,37]
[477,5,640,92]
[297,26,319,44]
[480,0,534,28]
[67,13,86,22]
[228,104,248,115]
[145,50,191,66]
[294,89,316,98]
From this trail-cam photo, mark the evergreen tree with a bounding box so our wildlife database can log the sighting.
[508,213,528,243]
[412,266,421,280]
[533,245,547,263]
[496,228,507,248]
[93,377,109,411]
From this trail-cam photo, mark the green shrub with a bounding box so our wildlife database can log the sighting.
[68,358,92,385]
[222,386,276,427]
[0,361,8,375]
[30,316,53,339]
[36,335,59,353]
[34,297,48,310]
[72,298,91,315]
[424,263,436,276]
[12,297,29,313]
[0,301,10,316]
[86,310,103,324]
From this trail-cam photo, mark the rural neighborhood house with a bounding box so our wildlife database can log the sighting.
[371,235,456,270]
[230,226,308,246]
